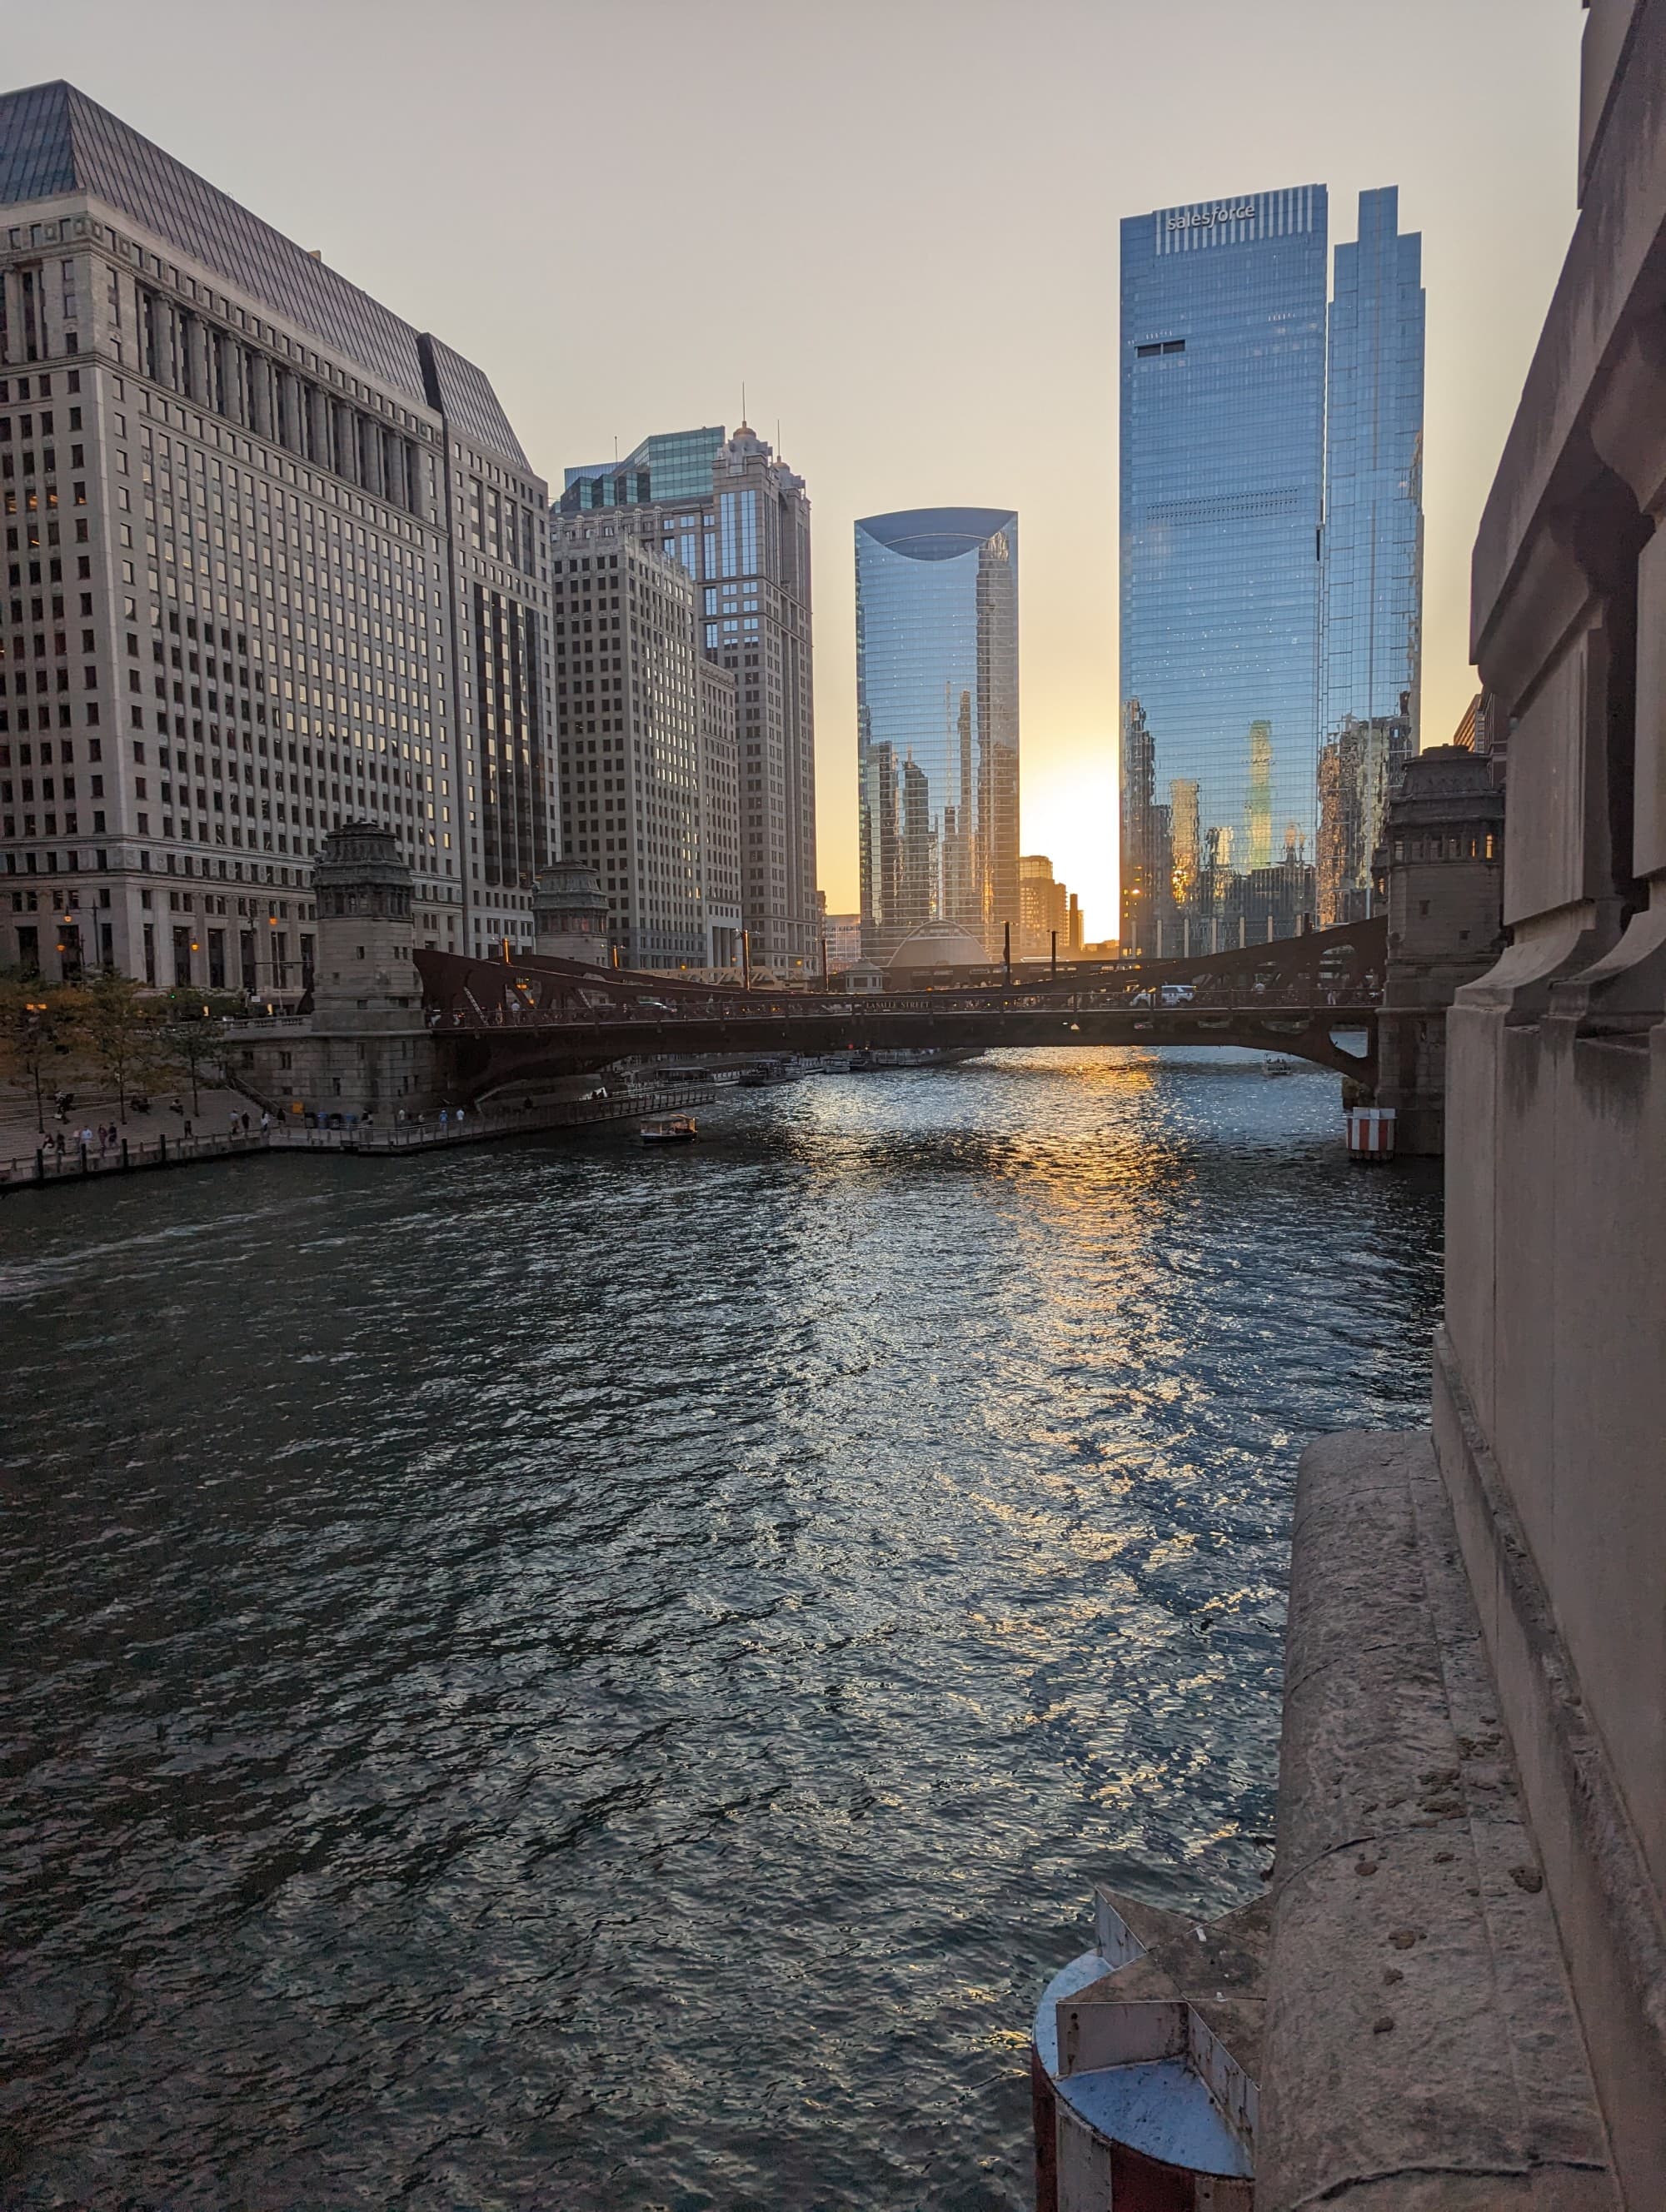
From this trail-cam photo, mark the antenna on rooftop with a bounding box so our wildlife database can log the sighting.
[741,381,747,426]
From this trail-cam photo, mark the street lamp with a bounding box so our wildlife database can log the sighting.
[23,1000,50,1134]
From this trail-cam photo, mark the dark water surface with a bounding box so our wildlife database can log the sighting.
[0,1050,1442,2210]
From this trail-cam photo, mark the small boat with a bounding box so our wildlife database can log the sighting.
[641,1113,698,1144]
[1264,1056,1301,1078]
[848,1045,983,1073]
[737,1058,801,1087]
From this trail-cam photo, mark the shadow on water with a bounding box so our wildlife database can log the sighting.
[0,1049,1441,2210]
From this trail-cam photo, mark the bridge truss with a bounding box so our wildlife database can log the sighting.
[410,919,1384,1100]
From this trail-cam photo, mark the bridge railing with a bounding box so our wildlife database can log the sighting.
[0,1129,269,1188]
[411,920,1386,1033]
[418,979,1381,1033]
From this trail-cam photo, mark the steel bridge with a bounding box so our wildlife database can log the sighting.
[408,919,1384,1103]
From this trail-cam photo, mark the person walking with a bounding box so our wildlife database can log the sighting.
[182,1117,193,1139]
[439,1108,449,1131]
[80,1125,93,1153]
[456,1106,466,1131]
[259,1111,271,1135]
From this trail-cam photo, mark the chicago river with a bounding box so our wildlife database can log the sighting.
[1,1052,1440,2210]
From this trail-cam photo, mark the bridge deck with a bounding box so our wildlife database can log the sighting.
[405,921,1384,1098]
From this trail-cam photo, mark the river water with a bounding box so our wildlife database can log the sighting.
[1,1049,1442,2210]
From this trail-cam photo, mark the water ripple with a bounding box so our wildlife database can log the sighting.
[0,1049,1440,2209]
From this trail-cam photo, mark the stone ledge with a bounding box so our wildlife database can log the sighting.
[1258,1430,1614,2210]
[1432,1333,1666,2206]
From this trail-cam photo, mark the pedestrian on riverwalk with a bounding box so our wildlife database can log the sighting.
[182,1118,192,1138]
[80,1125,93,1153]
[259,1112,271,1134]
[456,1107,466,1130]
[53,1132,64,1157]
[440,1108,449,1130]
[242,1113,251,1133]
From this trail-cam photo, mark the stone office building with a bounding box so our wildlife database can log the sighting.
[551,511,741,969]
[0,80,553,992]
[559,422,816,974]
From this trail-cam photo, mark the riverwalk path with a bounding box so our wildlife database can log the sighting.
[0,1081,718,1195]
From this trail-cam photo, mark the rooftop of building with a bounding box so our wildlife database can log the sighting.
[563,425,727,503]
[561,422,803,513]
[855,506,1017,561]
[0,78,532,472]
[884,919,990,969]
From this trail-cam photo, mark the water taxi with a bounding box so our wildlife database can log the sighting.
[641,1113,699,1145]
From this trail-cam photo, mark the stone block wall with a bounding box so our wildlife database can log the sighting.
[1435,5,1666,2195]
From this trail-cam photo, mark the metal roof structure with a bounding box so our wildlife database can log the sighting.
[0,79,531,471]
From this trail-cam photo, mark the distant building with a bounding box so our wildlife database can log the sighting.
[1317,188,1426,924]
[559,424,816,973]
[696,651,741,969]
[855,506,1020,963]
[551,511,739,969]
[0,80,552,988]
[1016,852,1069,957]
[1450,689,1508,774]
[821,909,863,968]
[1120,187,1329,956]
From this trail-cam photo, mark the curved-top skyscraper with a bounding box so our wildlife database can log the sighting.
[855,507,1019,961]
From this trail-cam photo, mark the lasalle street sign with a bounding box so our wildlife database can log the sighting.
[1167,205,1256,231]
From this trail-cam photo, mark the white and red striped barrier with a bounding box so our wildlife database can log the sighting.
[1346,1105,1397,1161]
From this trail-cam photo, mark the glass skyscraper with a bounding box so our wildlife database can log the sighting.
[1120,187,1329,955]
[854,507,1019,961]
[1318,189,1425,925]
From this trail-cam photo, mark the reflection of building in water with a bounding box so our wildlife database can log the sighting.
[1318,189,1425,924]
[1170,780,1201,908]
[1119,186,1329,955]
[855,507,1020,962]
[1123,705,1314,957]
[1119,698,1157,949]
[1245,723,1274,869]
[1317,710,1402,925]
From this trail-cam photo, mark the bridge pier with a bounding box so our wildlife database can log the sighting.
[231,823,445,1123]
[1373,748,1507,1154]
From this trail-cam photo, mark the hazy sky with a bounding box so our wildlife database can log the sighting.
[10,0,1582,938]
